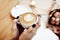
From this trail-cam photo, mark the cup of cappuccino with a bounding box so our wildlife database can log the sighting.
[11,5,32,18]
[11,5,38,28]
[19,12,38,28]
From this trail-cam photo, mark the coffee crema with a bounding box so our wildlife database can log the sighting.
[19,12,38,28]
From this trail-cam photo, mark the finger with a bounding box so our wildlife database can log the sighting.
[36,21,40,29]
[10,19,18,38]
[37,16,40,25]
[16,19,20,24]
[26,26,37,39]
[22,26,33,35]
[27,26,33,34]
[33,22,40,34]
[19,27,34,40]
[27,31,36,40]
[35,17,40,29]
[12,19,18,30]
[27,25,40,39]
[13,19,19,23]
[37,16,40,23]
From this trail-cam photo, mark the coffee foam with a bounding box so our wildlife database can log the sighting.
[19,12,38,28]
[24,14,34,21]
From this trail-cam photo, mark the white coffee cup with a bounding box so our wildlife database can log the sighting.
[11,5,32,18]
[19,12,38,28]
[11,5,38,28]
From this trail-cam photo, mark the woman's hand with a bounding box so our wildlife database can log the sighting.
[4,19,19,40]
[19,18,40,40]
[4,17,40,40]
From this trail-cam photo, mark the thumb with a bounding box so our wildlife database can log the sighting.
[11,19,18,39]
[12,19,18,30]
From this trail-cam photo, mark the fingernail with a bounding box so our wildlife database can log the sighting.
[32,24,36,28]
[15,16,19,19]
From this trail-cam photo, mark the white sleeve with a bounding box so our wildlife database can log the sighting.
[32,28,59,40]
[32,21,59,40]
[11,5,32,18]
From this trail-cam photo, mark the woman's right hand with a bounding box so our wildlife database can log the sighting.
[4,18,40,40]
[19,18,40,40]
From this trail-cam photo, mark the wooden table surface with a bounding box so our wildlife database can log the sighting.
[0,0,18,40]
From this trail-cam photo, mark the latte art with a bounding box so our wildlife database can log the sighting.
[24,14,34,21]
[19,12,38,28]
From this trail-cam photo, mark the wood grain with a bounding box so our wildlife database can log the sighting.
[0,0,18,40]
